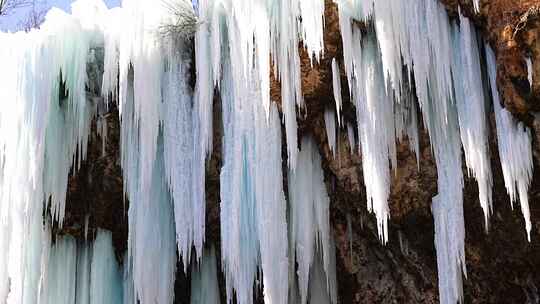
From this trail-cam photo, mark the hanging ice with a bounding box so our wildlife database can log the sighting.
[288,136,337,304]
[332,58,343,126]
[39,236,77,304]
[324,108,337,157]
[308,248,338,304]
[487,46,534,241]
[190,247,221,304]
[526,57,533,86]
[219,42,288,303]
[90,230,124,304]
[452,15,493,228]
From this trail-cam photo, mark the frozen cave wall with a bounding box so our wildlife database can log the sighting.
[53,0,540,303]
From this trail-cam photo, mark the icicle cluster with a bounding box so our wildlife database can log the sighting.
[19,229,124,304]
[288,137,338,304]
[1,0,537,303]
[334,0,534,303]
[195,0,325,169]
[487,46,534,241]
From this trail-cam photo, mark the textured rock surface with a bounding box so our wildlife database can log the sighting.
[59,0,540,303]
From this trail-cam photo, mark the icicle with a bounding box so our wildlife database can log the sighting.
[324,108,337,157]
[487,46,534,241]
[346,123,356,153]
[472,0,480,13]
[127,135,176,304]
[255,105,289,304]
[39,236,78,304]
[219,37,289,302]
[307,247,338,304]
[527,57,534,87]
[90,229,123,304]
[355,34,396,243]
[76,242,91,304]
[452,16,493,229]
[162,36,204,264]
[190,247,221,304]
[288,136,334,304]
[299,0,325,62]
[332,58,343,126]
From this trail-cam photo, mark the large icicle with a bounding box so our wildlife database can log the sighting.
[452,15,493,228]
[487,46,534,240]
[162,36,204,265]
[288,136,336,304]
[90,230,124,304]
[39,236,77,304]
[332,58,343,126]
[324,108,337,157]
[190,247,221,304]
[127,136,177,304]
[355,34,396,243]
[219,37,289,303]
[308,248,338,304]
[255,105,289,304]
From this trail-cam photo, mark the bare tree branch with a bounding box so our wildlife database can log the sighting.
[17,2,45,31]
[158,0,199,41]
[0,0,35,17]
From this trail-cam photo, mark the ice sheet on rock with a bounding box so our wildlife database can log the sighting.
[288,136,335,304]
[190,247,221,304]
[487,46,534,241]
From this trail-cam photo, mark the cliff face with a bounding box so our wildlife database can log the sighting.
[61,0,540,303]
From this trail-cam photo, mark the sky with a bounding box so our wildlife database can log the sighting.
[0,0,121,31]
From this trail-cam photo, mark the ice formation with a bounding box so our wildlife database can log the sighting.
[324,108,338,157]
[0,0,536,303]
[332,0,533,302]
[487,46,534,241]
[332,58,343,126]
[527,57,534,86]
[453,13,493,228]
[288,137,337,304]
[190,247,221,304]
[219,48,288,303]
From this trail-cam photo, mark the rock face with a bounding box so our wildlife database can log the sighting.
[60,0,540,303]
